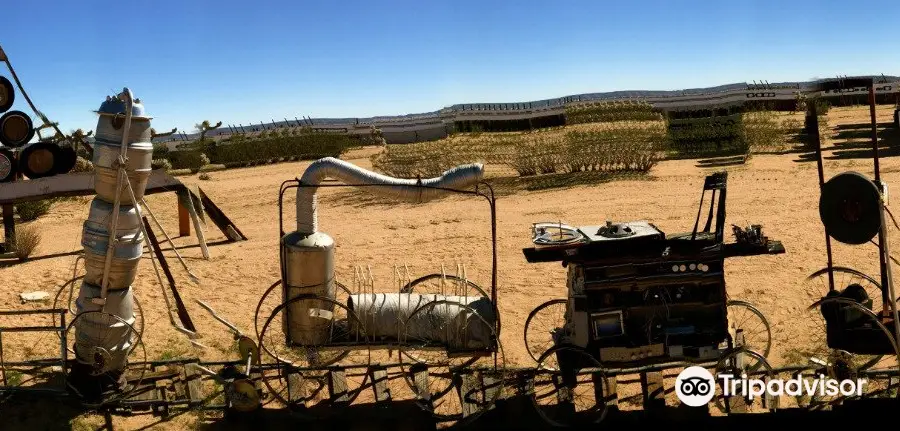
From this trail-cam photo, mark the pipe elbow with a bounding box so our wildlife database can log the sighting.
[295,157,484,235]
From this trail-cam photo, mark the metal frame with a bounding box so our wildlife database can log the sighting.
[0,308,68,395]
[806,77,900,351]
[276,178,500,348]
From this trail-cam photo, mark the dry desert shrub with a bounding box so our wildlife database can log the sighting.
[12,224,42,261]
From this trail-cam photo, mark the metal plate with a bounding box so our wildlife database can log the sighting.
[237,336,259,365]
[0,148,14,182]
[819,171,882,245]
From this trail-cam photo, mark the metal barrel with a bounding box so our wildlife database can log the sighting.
[81,195,144,291]
[73,282,136,373]
[281,231,336,345]
[91,96,153,204]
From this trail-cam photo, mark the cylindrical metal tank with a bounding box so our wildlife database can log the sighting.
[91,96,153,204]
[347,293,497,350]
[81,221,143,290]
[281,230,336,345]
[73,282,136,373]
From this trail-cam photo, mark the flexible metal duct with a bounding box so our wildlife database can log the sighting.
[295,156,484,234]
[283,157,484,346]
[347,293,497,350]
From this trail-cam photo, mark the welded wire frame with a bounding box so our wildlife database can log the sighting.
[0,308,69,399]
[277,179,501,348]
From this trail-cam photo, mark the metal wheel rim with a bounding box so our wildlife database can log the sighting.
[257,293,370,411]
[529,344,608,428]
[524,298,567,367]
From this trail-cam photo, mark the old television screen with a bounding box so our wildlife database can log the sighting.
[592,311,624,338]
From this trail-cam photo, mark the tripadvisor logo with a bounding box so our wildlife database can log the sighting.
[675,366,866,407]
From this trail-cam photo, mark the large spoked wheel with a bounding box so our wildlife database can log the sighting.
[53,277,144,346]
[793,296,900,410]
[64,310,147,407]
[257,294,371,412]
[401,273,490,299]
[805,266,896,321]
[713,347,775,413]
[254,280,353,344]
[725,299,771,372]
[398,299,505,424]
[524,299,568,368]
[529,344,608,428]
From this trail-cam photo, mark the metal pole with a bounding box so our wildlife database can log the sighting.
[96,88,134,305]
[810,99,836,292]
[867,80,900,348]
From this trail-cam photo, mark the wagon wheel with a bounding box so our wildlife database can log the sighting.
[64,310,147,407]
[713,347,776,413]
[524,298,568,367]
[725,300,771,372]
[257,294,370,412]
[400,273,489,299]
[792,297,900,410]
[398,299,506,424]
[802,267,891,371]
[53,277,144,348]
[254,279,353,345]
[529,344,608,427]
[805,266,896,325]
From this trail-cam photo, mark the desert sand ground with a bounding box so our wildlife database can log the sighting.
[0,104,897,429]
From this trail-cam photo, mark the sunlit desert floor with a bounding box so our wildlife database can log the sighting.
[0,105,898,429]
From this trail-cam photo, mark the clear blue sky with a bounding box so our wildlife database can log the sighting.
[2,0,899,136]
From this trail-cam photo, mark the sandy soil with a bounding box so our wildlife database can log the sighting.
[0,104,898,429]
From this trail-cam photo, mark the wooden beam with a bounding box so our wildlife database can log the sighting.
[178,200,190,237]
[2,204,13,251]
[0,169,185,205]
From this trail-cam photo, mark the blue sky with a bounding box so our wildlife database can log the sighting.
[2,0,899,135]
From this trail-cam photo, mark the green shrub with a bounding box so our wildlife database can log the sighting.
[71,156,94,173]
[16,200,54,222]
[151,158,172,171]
[199,173,211,181]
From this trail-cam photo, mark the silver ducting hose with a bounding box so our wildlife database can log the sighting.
[296,157,484,234]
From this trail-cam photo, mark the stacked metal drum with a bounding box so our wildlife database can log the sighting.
[73,92,153,378]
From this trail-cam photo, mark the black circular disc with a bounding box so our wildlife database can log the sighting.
[53,145,77,175]
[0,148,16,182]
[0,110,34,148]
[819,171,882,245]
[0,76,13,114]
[19,142,60,179]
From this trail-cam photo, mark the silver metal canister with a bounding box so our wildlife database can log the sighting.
[281,231,336,346]
[91,96,153,204]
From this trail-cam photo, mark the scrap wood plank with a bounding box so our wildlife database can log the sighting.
[458,373,480,418]
[410,365,432,409]
[640,371,666,411]
[599,375,618,412]
[286,371,307,407]
[481,372,502,407]
[184,363,204,406]
[196,187,247,241]
[370,367,391,403]
[328,369,350,406]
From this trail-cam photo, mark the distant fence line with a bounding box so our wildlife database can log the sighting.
[155,75,900,145]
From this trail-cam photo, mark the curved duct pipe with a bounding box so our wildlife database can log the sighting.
[296,157,485,235]
[283,157,484,346]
